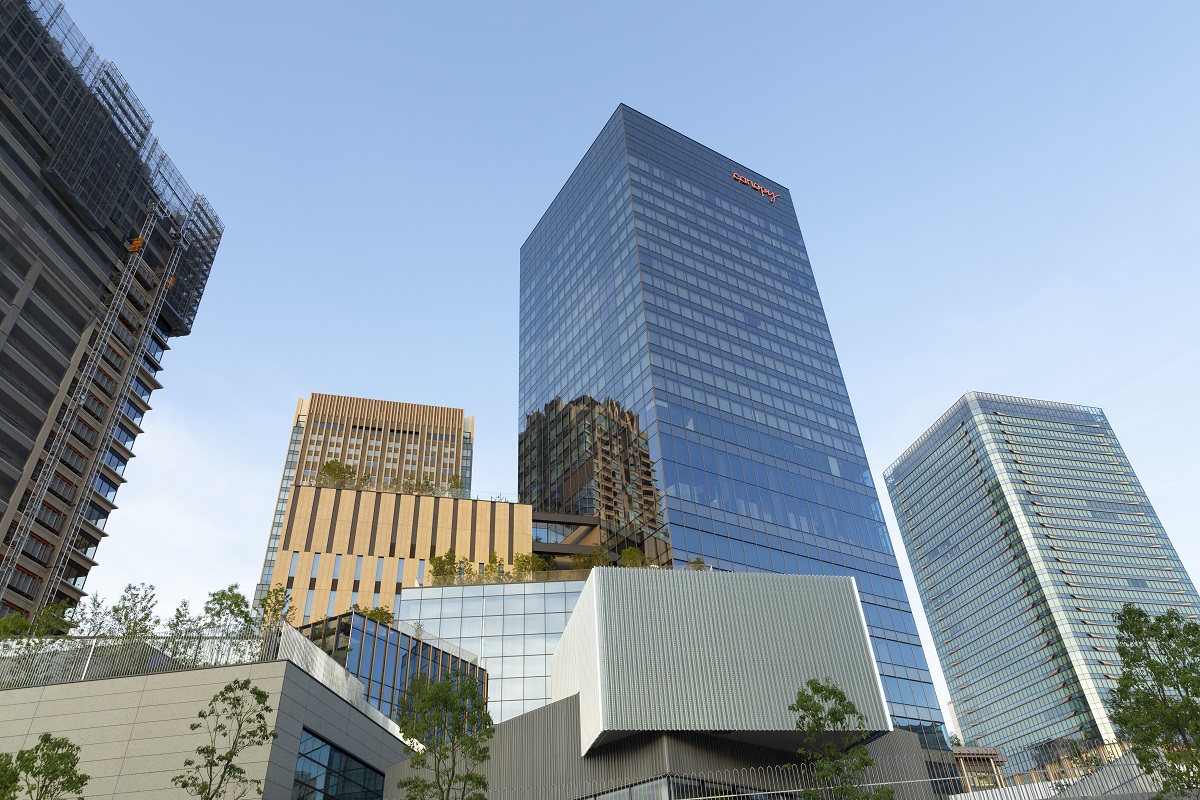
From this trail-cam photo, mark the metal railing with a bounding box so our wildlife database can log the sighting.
[426,567,594,588]
[295,478,518,504]
[0,624,403,739]
[0,630,279,691]
[470,748,1161,800]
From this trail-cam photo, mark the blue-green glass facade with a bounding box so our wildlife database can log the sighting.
[519,105,945,744]
[292,729,385,800]
[396,578,587,723]
[297,611,485,719]
[884,392,1200,754]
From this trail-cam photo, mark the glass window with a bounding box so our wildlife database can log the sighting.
[92,475,118,502]
[131,378,153,403]
[292,729,384,800]
[121,398,144,426]
[503,594,525,615]
[113,424,136,449]
[84,502,107,530]
[462,596,484,616]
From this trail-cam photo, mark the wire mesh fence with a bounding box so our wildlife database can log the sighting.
[0,629,281,691]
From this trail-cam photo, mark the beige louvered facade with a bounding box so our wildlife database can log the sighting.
[297,393,475,488]
[269,485,533,624]
[254,393,476,606]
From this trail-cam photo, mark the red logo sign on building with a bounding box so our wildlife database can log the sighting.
[732,172,779,203]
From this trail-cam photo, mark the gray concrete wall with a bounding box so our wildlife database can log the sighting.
[0,660,408,800]
[388,693,940,800]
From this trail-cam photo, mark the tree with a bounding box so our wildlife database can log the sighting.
[569,545,612,570]
[0,753,13,800]
[481,552,503,582]
[255,587,294,630]
[109,583,160,639]
[67,594,109,637]
[163,599,206,667]
[203,586,254,639]
[166,600,204,638]
[790,678,892,800]
[687,556,708,571]
[349,604,395,626]
[428,549,461,580]
[1108,604,1200,800]
[315,459,354,488]
[511,552,555,579]
[0,601,75,641]
[948,732,962,748]
[394,670,494,800]
[0,732,89,800]
[617,547,649,568]
[173,679,277,800]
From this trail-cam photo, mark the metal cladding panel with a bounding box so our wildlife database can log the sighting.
[551,573,603,742]
[553,568,890,754]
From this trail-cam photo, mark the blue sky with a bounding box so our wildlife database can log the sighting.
[66,1,1200,718]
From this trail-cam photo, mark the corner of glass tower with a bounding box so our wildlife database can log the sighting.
[885,391,1200,761]
[519,105,948,747]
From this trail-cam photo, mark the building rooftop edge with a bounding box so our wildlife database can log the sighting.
[305,392,470,417]
[521,103,793,254]
[883,391,1107,480]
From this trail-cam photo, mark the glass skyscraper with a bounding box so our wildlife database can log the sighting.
[884,392,1199,756]
[519,105,945,744]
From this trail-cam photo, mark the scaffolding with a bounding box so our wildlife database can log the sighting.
[0,0,224,614]
[0,0,223,333]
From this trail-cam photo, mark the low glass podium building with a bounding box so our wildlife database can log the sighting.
[297,611,485,719]
[394,574,589,721]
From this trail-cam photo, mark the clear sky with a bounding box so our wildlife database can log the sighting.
[65,1,1200,722]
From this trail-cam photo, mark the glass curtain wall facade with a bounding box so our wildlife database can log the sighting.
[519,105,944,744]
[884,392,1200,755]
[519,396,669,562]
[292,729,385,800]
[396,579,587,722]
[297,611,485,719]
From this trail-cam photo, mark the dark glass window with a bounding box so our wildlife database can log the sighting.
[122,398,144,426]
[83,501,108,530]
[92,475,118,502]
[102,448,127,475]
[113,424,136,449]
[131,377,152,402]
[292,729,384,800]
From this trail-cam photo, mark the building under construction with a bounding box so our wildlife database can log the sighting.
[0,0,222,617]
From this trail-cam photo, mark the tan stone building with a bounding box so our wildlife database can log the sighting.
[270,486,533,624]
[253,393,507,617]
[291,393,474,489]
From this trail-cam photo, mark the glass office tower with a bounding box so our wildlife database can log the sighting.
[519,105,945,745]
[884,392,1199,757]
